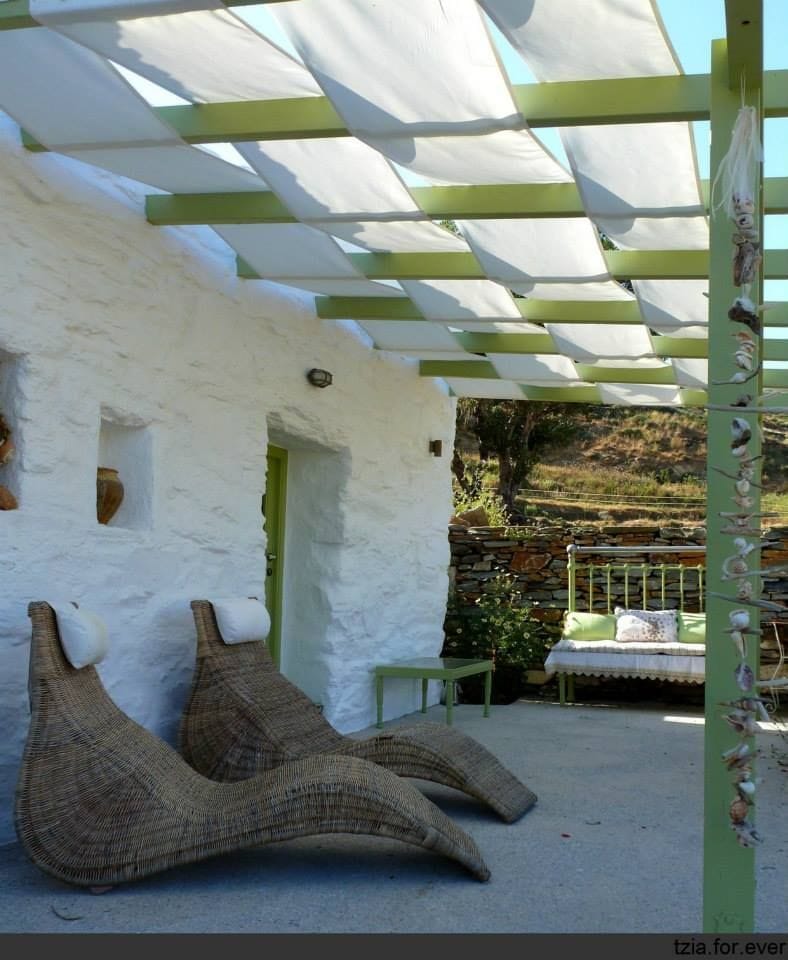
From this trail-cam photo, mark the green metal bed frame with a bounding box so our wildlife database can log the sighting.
[558,543,707,705]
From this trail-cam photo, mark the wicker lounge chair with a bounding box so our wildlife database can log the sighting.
[180,600,536,823]
[14,602,490,888]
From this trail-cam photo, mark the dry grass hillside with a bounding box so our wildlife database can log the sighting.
[517,406,788,526]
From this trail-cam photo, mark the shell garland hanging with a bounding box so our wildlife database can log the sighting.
[711,101,768,850]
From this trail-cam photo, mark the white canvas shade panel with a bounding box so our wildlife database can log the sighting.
[272,0,521,138]
[634,280,711,337]
[481,0,706,349]
[544,324,657,362]
[235,139,423,222]
[380,130,572,187]
[69,144,268,194]
[598,383,684,407]
[457,219,636,300]
[443,379,529,400]
[487,353,581,383]
[0,0,755,404]
[30,3,323,103]
[402,280,529,322]
[0,28,179,148]
[671,358,710,389]
[358,322,475,358]
[311,220,470,254]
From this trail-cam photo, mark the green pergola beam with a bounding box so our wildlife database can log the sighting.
[316,298,425,321]
[512,74,710,126]
[239,250,788,281]
[18,69,788,151]
[0,0,35,29]
[419,360,498,379]
[317,294,788,327]
[149,177,788,226]
[519,385,603,403]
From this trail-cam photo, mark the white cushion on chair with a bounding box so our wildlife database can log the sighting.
[52,603,109,669]
[213,598,271,645]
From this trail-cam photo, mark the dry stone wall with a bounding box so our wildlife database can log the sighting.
[447,521,787,673]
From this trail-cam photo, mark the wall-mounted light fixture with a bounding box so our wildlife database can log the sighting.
[306,368,333,388]
[428,439,443,457]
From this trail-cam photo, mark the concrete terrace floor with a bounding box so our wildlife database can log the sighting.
[0,698,786,935]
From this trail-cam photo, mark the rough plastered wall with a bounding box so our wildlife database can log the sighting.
[0,115,456,845]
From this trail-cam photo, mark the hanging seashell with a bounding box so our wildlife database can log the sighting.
[714,368,760,387]
[734,662,755,692]
[735,580,755,602]
[731,820,763,848]
[733,193,755,215]
[723,711,761,736]
[722,741,751,765]
[735,479,751,496]
[722,555,749,577]
[732,240,762,286]
[729,796,750,824]
[734,350,754,371]
[729,609,750,630]
[731,417,752,442]
[727,296,761,335]
[737,779,756,798]
[735,537,755,555]
[732,330,757,349]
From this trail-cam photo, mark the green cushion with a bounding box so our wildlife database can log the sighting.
[678,612,706,644]
[562,611,616,642]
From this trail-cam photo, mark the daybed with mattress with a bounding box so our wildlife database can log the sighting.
[543,544,707,704]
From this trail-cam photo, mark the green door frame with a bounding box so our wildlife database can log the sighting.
[263,444,288,669]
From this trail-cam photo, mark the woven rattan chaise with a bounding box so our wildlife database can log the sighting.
[15,602,490,888]
[180,600,536,823]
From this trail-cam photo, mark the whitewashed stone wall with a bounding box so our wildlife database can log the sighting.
[0,115,456,845]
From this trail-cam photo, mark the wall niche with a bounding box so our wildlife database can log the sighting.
[97,411,153,529]
[0,349,23,510]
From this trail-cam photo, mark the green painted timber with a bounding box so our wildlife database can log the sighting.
[146,192,293,226]
[513,74,710,126]
[519,385,602,403]
[315,296,644,324]
[0,0,35,30]
[147,178,788,227]
[605,250,709,280]
[157,99,348,143]
[574,364,676,385]
[17,70,788,152]
[419,360,497,379]
[725,0,763,90]
[316,298,424,321]
[681,389,709,407]
[763,369,788,388]
[703,36,759,934]
[239,249,788,282]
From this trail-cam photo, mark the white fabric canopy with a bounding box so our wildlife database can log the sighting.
[0,0,754,404]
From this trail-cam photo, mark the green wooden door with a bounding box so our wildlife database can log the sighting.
[263,444,287,668]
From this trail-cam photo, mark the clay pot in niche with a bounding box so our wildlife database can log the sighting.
[97,467,124,524]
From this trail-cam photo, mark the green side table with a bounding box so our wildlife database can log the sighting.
[374,657,492,727]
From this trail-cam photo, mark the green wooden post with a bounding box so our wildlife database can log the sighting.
[704,36,763,933]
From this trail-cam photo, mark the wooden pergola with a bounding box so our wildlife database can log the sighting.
[0,0,784,932]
